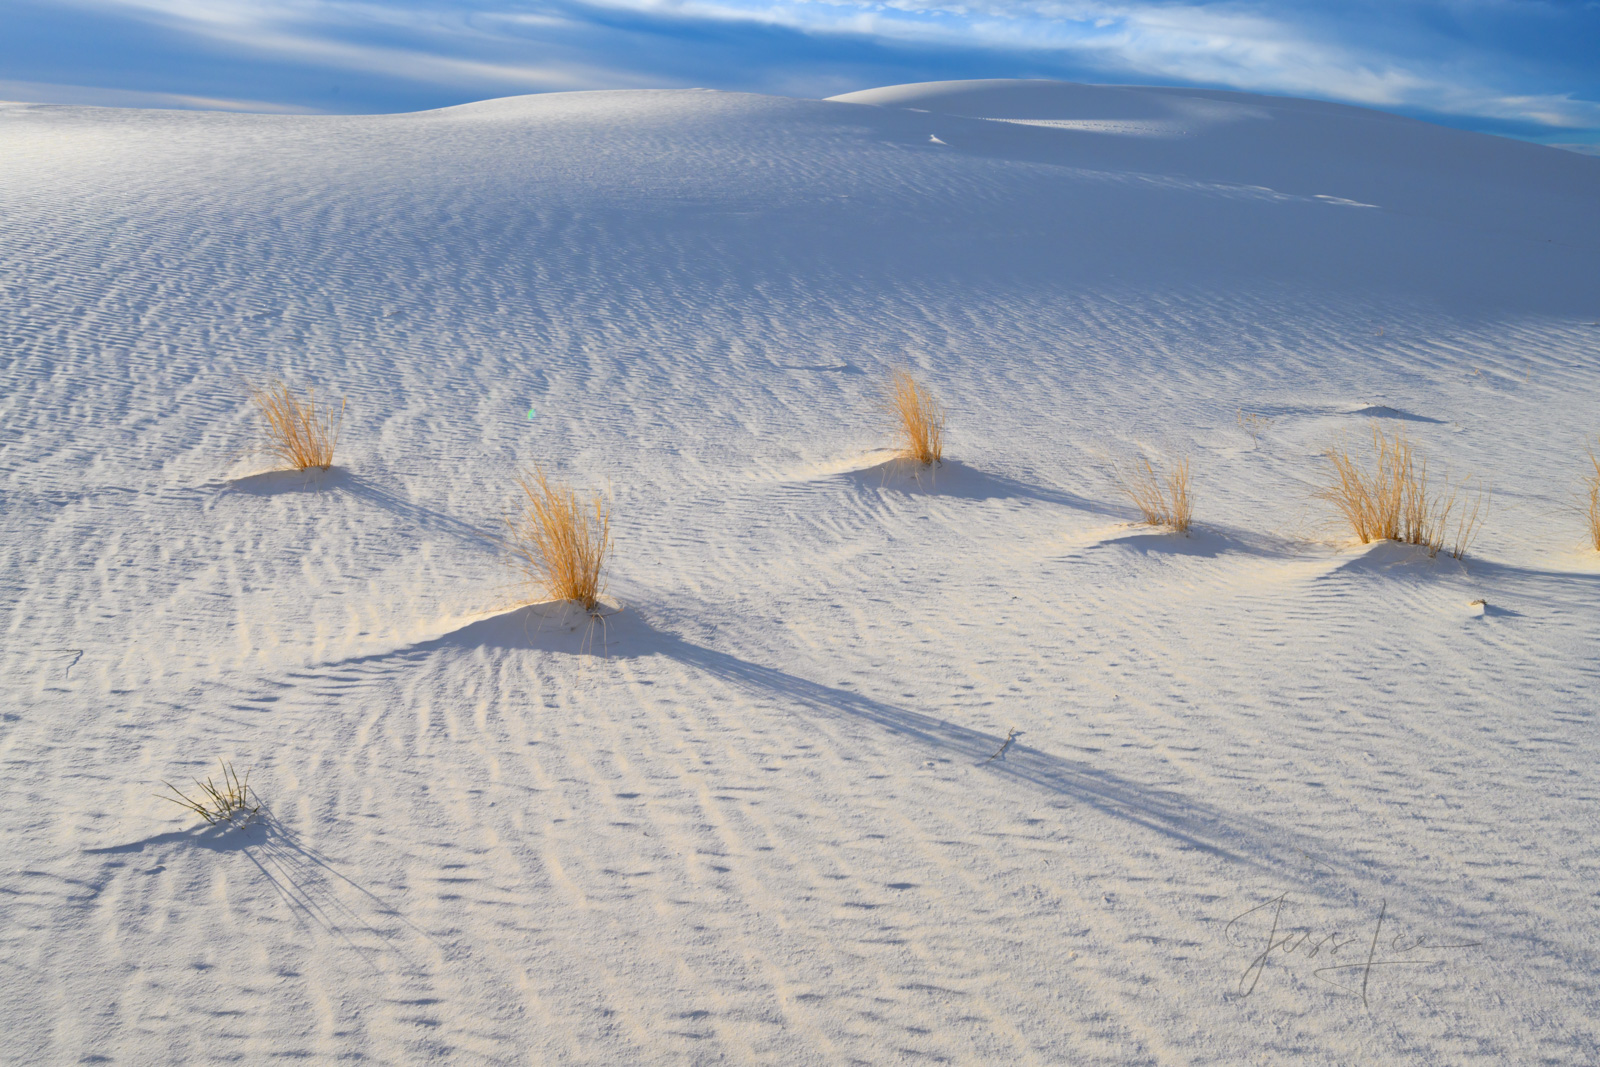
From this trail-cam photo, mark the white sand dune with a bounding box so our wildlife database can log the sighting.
[2,80,1598,1063]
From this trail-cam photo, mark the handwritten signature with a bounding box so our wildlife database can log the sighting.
[1226,893,1480,1006]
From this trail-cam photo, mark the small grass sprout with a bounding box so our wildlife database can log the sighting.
[1121,455,1193,533]
[1320,425,1485,559]
[1237,409,1272,445]
[249,379,344,471]
[887,369,945,466]
[159,761,260,826]
[506,465,611,612]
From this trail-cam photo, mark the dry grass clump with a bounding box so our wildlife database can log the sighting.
[249,379,343,471]
[887,369,945,466]
[1586,439,1600,551]
[1121,456,1193,533]
[1320,425,1485,559]
[505,465,611,612]
[1580,435,1600,556]
[159,761,260,826]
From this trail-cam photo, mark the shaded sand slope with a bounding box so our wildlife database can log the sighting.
[2,83,1599,1064]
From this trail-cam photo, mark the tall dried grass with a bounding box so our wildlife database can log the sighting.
[505,465,611,612]
[887,369,945,466]
[159,761,260,826]
[1586,439,1600,551]
[249,379,343,471]
[1320,425,1485,559]
[1121,456,1193,533]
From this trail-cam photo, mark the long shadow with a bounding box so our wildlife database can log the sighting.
[1243,402,1444,424]
[286,603,1347,878]
[1454,555,1600,587]
[1312,540,1465,580]
[771,360,866,374]
[222,467,497,551]
[1078,524,1301,561]
[222,467,343,496]
[842,458,1104,511]
[1312,542,1600,593]
[647,631,1334,875]
[292,602,639,676]
[1342,404,1445,424]
[87,809,429,969]
[335,474,500,552]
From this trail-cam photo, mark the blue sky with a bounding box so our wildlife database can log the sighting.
[2,0,1597,150]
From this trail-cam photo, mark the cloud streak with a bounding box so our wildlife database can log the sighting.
[3,0,1597,146]
[584,0,1600,128]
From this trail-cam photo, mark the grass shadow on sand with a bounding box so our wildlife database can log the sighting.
[223,467,498,551]
[312,601,639,665]
[1341,404,1445,424]
[86,808,429,969]
[1317,539,1486,580]
[321,604,1347,880]
[225,467,345,495]
[269,596,1366,886]
[1060,520,1311,563]
[649,633,1341,878]
[1086,526,1249,560]
[842,456,1103,511]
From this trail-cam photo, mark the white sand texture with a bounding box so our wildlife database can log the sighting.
[4,78,1600,1064]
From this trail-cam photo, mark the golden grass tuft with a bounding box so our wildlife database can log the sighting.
[887,369,945,466]
[1121,456,1193,533]
[159,761,260,826]
[1586,438,1600,552]
[1320,425,1485,559]
[249,379,343,471]
[505,465,611,612]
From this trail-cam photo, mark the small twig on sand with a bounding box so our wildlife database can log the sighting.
[984,728,1019,764]
[1293,846,1338,875]
[36,649,84,679]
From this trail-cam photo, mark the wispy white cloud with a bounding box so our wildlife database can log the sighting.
[0,76,316,112]
[569,0,1600,128]
[10,0,1599,140]
[174,24,623,92]
[58,0,649,91]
